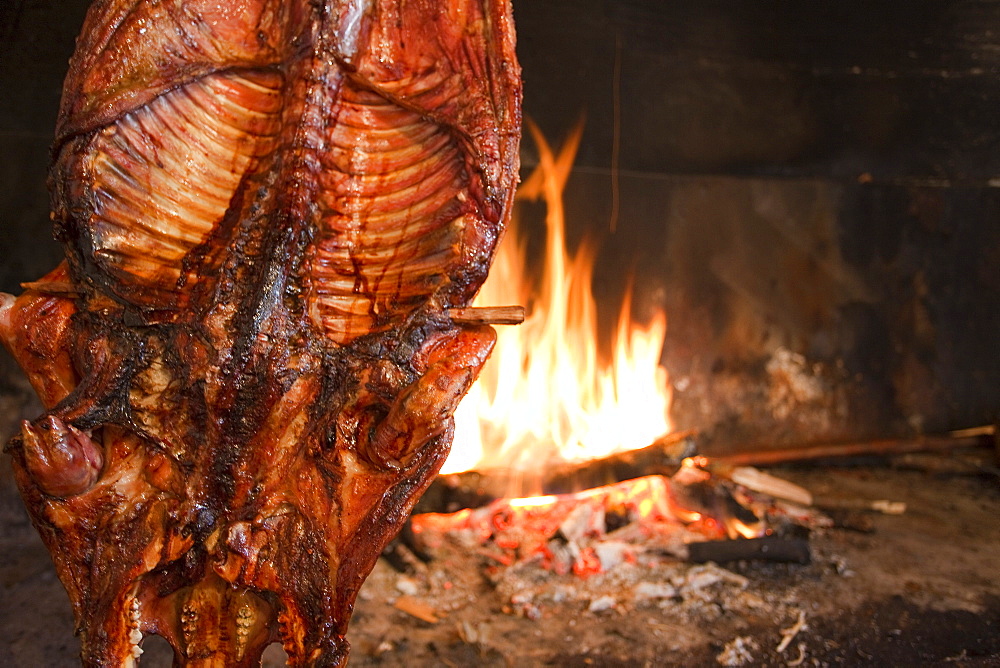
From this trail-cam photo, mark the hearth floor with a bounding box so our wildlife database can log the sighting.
[1,466,998,666]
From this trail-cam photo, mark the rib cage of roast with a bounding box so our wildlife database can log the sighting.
[0,0,521,665]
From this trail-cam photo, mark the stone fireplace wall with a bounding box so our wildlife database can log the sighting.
[2,0,999,453]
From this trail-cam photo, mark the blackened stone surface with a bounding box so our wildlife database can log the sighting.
[559,169,1000,446]
[518,0,1000,182]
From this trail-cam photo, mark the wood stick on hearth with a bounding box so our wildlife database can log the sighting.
[709,426,996,468]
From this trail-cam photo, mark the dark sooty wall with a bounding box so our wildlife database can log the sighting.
[1,1,999,451]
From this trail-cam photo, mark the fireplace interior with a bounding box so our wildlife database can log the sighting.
[1,1,999,665]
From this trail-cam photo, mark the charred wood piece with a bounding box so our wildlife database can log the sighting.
[686,537,811,565]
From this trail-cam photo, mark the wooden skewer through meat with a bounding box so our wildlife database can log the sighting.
[446,305,526,325]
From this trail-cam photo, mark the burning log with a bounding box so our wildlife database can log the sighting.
[416,430,697,512]
[543,430,698,495]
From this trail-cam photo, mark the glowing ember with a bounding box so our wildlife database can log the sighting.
[412,475,694,552]
[508,495,559,509]
[410,470,774,577]
[446,122,672,474]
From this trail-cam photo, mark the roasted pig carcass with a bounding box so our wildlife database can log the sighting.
[0,0,521,665]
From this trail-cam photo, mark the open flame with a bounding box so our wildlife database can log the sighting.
[444,123,673,474]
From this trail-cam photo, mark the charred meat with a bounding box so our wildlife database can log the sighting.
[1,0,521,665]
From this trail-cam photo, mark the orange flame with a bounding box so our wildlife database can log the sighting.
[445,122,672,474]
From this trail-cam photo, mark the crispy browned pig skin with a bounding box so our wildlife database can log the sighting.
[0,0,521,665]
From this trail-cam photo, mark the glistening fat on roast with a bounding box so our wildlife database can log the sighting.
[0,1,522,665]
